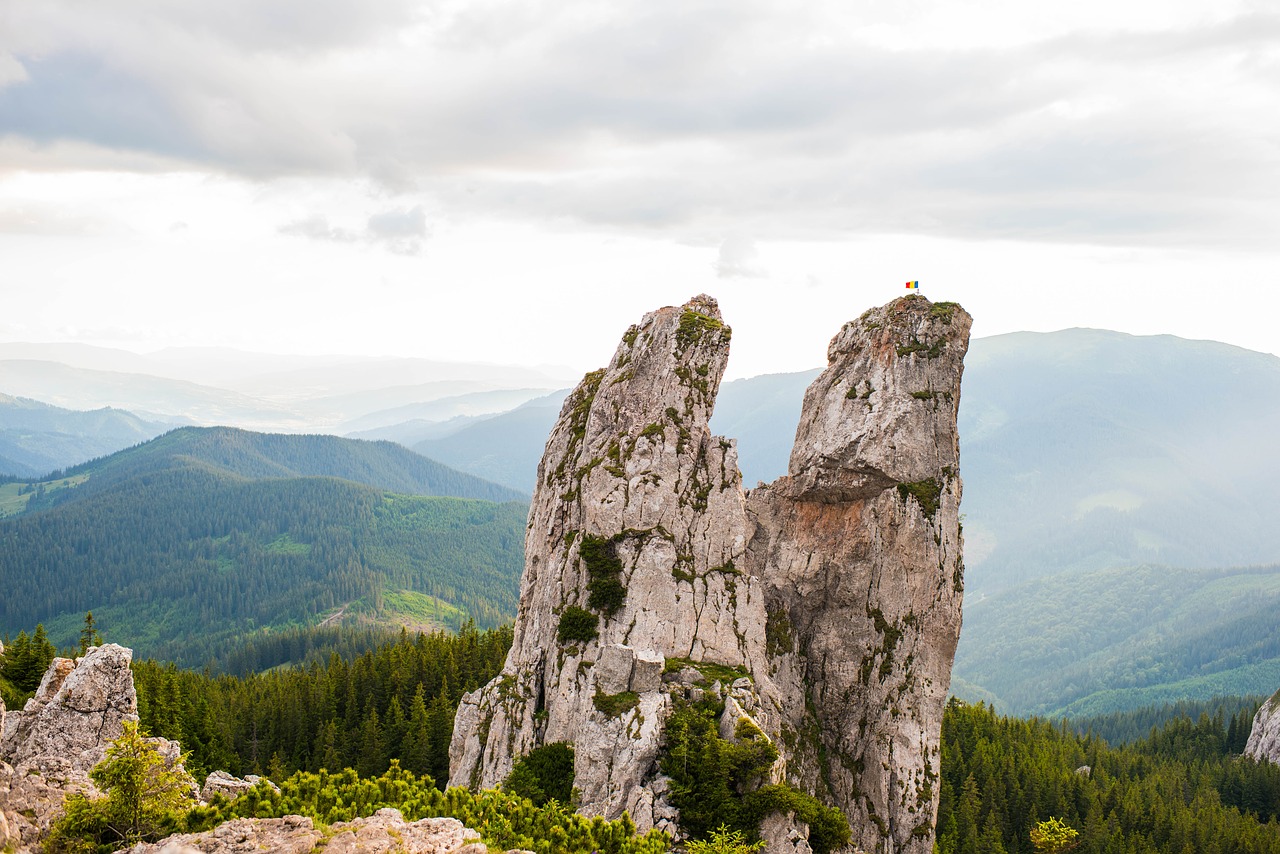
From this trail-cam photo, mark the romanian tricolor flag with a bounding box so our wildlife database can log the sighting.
[905,281,919,289]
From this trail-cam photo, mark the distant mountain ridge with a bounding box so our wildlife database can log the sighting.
[0,427,529,664]
[0,393,170,478]
[958,328,1280,593]
[35,425,527,509]
[0,342,576,437]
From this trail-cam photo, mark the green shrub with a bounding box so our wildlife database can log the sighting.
[741,785,851,854]
[557,607,599,644]
[183,762,669,854]
[897,478,942,518]
[580,534,626,616]
[44,721,193,853]
[504,742,576,807]
[659,698,848,854]
[686,824,765,853]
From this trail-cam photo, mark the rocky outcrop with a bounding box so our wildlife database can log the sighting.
[200,770,279,802]
[0,644,191,851]
[120,809,490,854]
[450,295,768,836]
[1245,691,1280,764]
[1,645,139,773]
[450,294,971,853]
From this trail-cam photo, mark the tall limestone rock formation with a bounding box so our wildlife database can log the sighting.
[1245,690,1280,765]
[450,294,971,853]
[747,298,968,850]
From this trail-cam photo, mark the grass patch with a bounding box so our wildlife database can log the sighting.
[379,589,465,629]
[264,534,311,555]
[676,309,730,352]
[929,301,960,322]
[0,474,89,518]
[593,689,640,718]
[897,478,942,518]
[664,657,750,686]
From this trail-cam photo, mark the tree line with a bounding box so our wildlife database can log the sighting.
[132,623,513,784]
[937,698,1280,854]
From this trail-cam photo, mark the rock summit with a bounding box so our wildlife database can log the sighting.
[450,294,972,853]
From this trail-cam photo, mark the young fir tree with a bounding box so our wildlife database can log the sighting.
[45,720,195,852]
[79,611,103,655]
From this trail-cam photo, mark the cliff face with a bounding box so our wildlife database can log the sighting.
[747,298,968,850]
[450,295,772,832]
[1245,691,1280,765]
[450,294,971,853]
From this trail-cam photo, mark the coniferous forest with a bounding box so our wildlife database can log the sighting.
[5,619,1280,852]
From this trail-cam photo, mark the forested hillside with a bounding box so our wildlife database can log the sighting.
[132,624,513,782]
[937,699,1280,853]
[0,462,526,664]
[955,564,1280,717]
[114,625,1280,854]
[51,426,524,504]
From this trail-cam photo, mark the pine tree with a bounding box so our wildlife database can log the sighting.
[79,611,103,655]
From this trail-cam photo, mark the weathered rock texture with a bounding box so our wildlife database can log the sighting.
[0,644,191,852]
[450,294,971,853]
[1245,690,1280,765]
[747,298,968,850]
[120,809,490,854]
[199,770,278,802]
[1,645,136,849]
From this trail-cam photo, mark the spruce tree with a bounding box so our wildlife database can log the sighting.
[79,611,103,654]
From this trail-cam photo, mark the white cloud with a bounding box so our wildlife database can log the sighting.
[279,206,428,255]
[715,235,766,279]
[366,206,428,255]
[1,1,1276,246]
[279,215,357,243]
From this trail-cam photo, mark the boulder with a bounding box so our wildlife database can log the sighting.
[122,810,488,854]
[200,771,278,803]
[0,644,194,851]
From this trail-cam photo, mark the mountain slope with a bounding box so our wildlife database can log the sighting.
[412,392,568,492]
[0,457,527,665]
[29,425,526,511]
[710,369,819,487]
[958,328,1280,593]
[954,563,1280,717]
[401,330,1280,589]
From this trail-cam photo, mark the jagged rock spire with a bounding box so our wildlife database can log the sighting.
[451,293,972,853]
[749,295,971,852]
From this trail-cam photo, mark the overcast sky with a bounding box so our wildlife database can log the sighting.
[1,0,1277,379]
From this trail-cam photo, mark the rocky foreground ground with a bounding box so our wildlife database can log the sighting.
[0,644,528,853]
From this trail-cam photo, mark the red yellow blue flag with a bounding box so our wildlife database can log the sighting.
[905,281,919,289]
